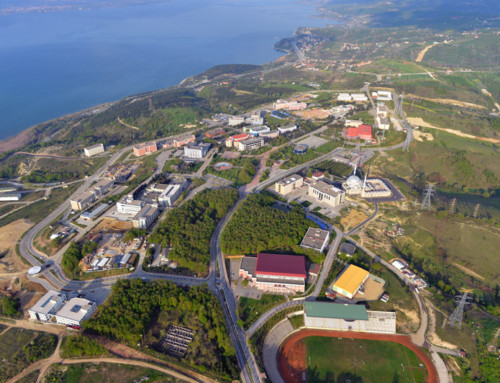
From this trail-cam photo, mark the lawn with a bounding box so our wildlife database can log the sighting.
[45,362,184,383]
[237,294,286,330]
[304,337,428,383]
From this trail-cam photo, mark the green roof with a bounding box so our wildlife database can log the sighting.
[304,302,368,321]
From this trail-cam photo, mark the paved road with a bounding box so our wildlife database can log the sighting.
[344,202,378,236]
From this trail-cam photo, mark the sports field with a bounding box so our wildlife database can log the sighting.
[278,330,436,383]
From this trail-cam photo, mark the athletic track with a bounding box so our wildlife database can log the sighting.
[277,329,438,383]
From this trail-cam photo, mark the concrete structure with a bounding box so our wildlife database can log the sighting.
[375,90,392,101]
[81,203,108,220]
[237,137,264,151]
[345,119,364,128]
[278,124,298,134]
[337,93,352,102]
[228,116,245,126]
[173,134,196,148]
[0,192,21,201]
[205,128,226,138]
[260,130,280,139]
[361,177,392,198]
[351,93,368,102]
[225,133,251,147]
[117,195,144,214]
[92,179,114,196]
[28,291,67,322]
[133,142,157,157]
[293,144,308,154]
[273,99,307,111]
[304,302,396,334]
[300,227,330,253]
[308,180,345,208]
[239,253,307,293]
[55,298,97,326]
[84,143,104,157]
[344,125,373,141]
[183,142,211,159]
[70,191,96,211]
[247,113,265,125]
[0,185,18,193]
[274,174,303,195]
[377,116,390,130]
[132,204,160,229]
[249,125,270,136]
[332,265,370,299]
[339,242,356,256]
[146,180,187,207]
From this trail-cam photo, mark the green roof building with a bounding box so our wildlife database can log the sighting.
[305,302,368,321]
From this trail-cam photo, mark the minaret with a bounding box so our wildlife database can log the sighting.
[362,171,368,197]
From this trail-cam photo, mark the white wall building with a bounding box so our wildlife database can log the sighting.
[117,195,144,214]
[28,291,67,322]
[0,192,21,201]
[308,180,345,208]
[228,116,245,126]
[132,204,160,229]
[278,125,298,134]
[183,142,211,159]
[55,298,97,326]
[84,143,104,157]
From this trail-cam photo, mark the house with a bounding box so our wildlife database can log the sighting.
[205,128,226,138]
[300,227,330,253]
[84,143,104,157]
[55,298,97,326]
[303,302,396,334]
[132,204,160,229]
[183,142,211,159]
[133,142,157,157]
[70,191,96,211]
[117,195,144,214]
[239,253,307,293]
[308,180,345,208]
[28,291,67,322]
[273,100,307,111]
[339,242,356,257]
[237,137,264,151]
[274,174,303,195]
[331,265,370,299]
[173,134,196,148]
[225,133,251,147]
[278,124,298,134]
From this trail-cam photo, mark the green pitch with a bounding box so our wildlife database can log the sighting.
[304,337,428,383]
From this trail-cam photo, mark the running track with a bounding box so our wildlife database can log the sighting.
[277,329,438,383]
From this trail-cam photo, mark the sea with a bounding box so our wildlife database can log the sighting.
[0,0,330,140]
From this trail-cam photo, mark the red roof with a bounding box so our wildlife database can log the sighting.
[347,127,358,138]
[229,133,250,140]
[358,124,372,134]
[255,253,306,278]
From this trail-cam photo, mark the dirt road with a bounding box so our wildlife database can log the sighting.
[416,44,436,62]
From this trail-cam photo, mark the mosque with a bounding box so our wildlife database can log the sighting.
[342,163,392,199]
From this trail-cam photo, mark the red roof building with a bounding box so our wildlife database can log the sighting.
[358,124,372,140]
[347,127,359,139]
[256,253,307,278]
[225,133,251,147]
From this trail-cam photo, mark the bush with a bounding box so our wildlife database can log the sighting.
[60,335,108,358]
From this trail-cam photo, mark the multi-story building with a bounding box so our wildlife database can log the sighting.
[274,174,303,195]
[300,227,330,253]
[239,253,307,293]
[70,191,96,211]
[228,116,245,126]
[337,93,352,102]
[278,124,298,134]
[205,128,226,138]
[260,130,279,139]
[146,179,187,207]
[117,195,144,214]
[377,116,390,130]
[344,124,373,141]
[28,291,67,322]
[132,204,160,229]
[247,113,265,125]
[237,137,264,151]
[273,100,307,111]
[84,143,104,157]
[133,142,157,157]
[225,133,251,147]
[55,298,97,326]
[0,192,21,201]
[173,134,196,148]
[308,180,345,207]
[249,125,270,136]
[92,179,114,196]
[183,142,211,158]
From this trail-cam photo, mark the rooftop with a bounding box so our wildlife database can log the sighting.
[301,227,329,250]
[256,253,306,278]
[56,298,95,322]
[30,290,65,315]
[85,143,103,150]
[339,242,356,255]
[305,301,368,321]
[277,174,303,185]
[333,265,369,295]
[310,180,343,198]
[240,256,257,276]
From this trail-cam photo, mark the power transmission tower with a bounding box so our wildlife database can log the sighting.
[420,183,435,210]
[473,203,480,218]
[449,198,456,215]
[449,292,472,329]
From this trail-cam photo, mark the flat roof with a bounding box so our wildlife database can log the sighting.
[29,290,65,315]
[333,265,370,295]
[56,298,95,322]
[256,253,306,278]
[301,228,329,250]
[339,242,356,255]
[310,180,343,198]
[277,174,302,185]
[240,256,257,276]
[85,143,103,150]
[305,301,368,321]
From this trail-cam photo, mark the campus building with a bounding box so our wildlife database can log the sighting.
[28,291,67,322]
[145,179,187,207]
[344,125,373,141]
[117,195,144,214]
[84,143,104,157]
[225,133,251,147]
[308,180,345,208]
[173,134,196,148]
[331,264,370,299]
[274,174,304,195]
[303,302,396,334]
[273,99,307,111]
[132,204,160,229]
[70,191,96,211]
[278,124,298,134]
[184,142,211,159]
[133,142,157,157]
[92,179,114,196]
[300,227,330,253]
[237,137,264,151]
[0,192,21,201]
[55,298,97,326]
[205,128,226,138]
[248,125,271,136]
[239,253,307,293]
[228,116,245,126]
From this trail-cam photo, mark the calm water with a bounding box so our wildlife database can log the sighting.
[0,0,329,140]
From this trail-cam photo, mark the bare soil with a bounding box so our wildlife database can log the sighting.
[425,299,459,350]
[340,209,369,231]
[415,44,436,62]
[88,218,133,235]
[413,130,434,142]
[0,219,33,273]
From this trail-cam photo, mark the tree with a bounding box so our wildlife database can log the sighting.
[0,295,20,317]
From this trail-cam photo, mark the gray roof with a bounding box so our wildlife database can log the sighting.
[301,227,329,251]
[305,302,368,320]
[240,256,257,276]
[340,242,356,255]
[310,180,343,198]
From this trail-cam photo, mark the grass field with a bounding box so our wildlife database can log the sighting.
[45,362,184,383]
[237,294,286,330]
[304,337,427,383]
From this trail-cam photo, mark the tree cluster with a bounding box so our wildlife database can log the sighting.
[60,335,108,358]
[0,295,20,317]
[149,188,239,275]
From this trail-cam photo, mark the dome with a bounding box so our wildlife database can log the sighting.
[346,175,363,189]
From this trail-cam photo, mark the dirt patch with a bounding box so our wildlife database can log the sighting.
[425,299,459,350]
[413,130,434,142]
[340,209,369,231]
[0,219,33,273]
[407,117,500,144]
[452,263,484,281]
[406,94,487,110]
[88,218,133,236]
[415,43,437,62]
[293,109,331,120]
[395,306,420,334]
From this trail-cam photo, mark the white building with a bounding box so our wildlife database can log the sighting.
[147,183,183,207]
[55,298,97,326]
[337,93,352,102]
[304,302,396,334]
[273,100,307,111]
[132,204,160,229]
[249,125,271,136]
[84,143,104,157]
[247,114,265,125]
[377,90,392,101]
[300,227,330,253]
[278,125,298,134]
[92,179,114,196]
[0,192,21,201]
[237,137,264,151]
[228,116,245,126]
[70,191,96,211]
[28,291,67,322]
[308,180,345,207]
[274,174,303,195]
[183,142,211,159]
[117,195,144,214]
[351,93,368,102]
